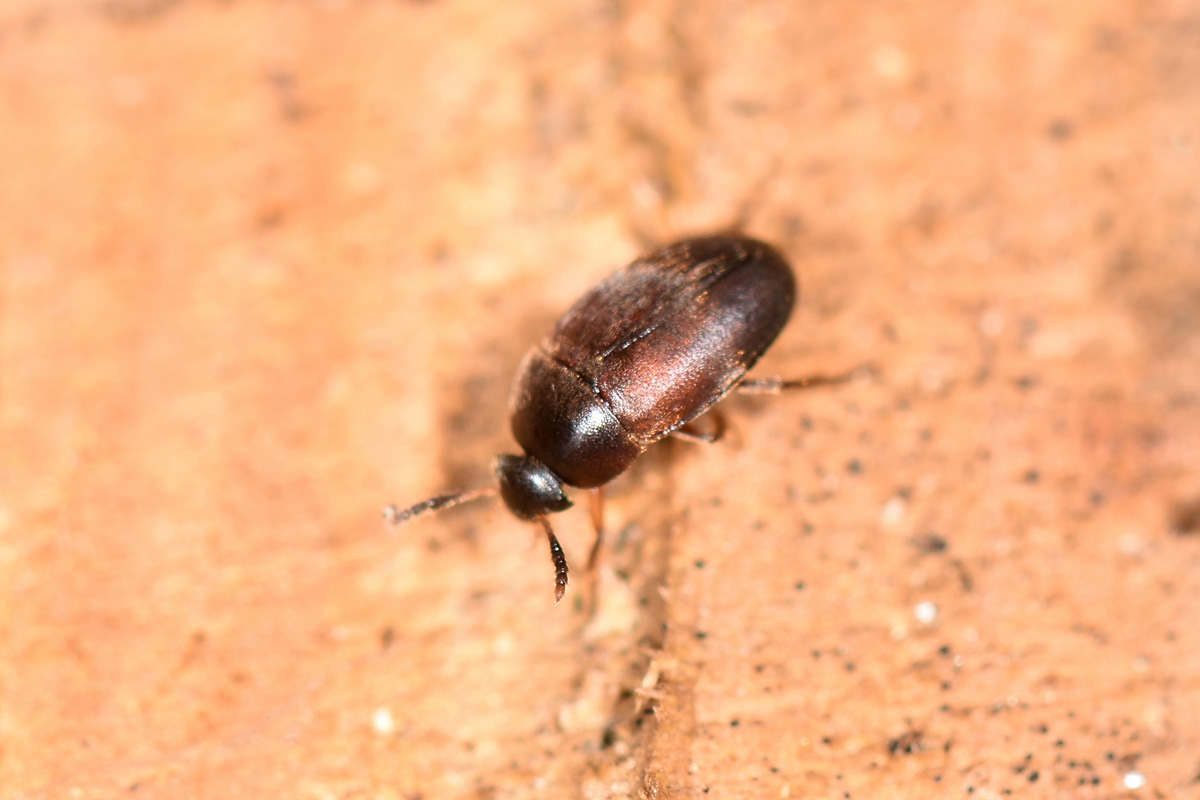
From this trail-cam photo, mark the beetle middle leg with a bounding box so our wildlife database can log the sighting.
[670,410,727,444]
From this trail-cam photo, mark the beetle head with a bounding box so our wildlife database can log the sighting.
[383,454,573,604]
[494,453,573,520]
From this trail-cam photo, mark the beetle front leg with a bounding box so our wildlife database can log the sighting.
[586,487,605,570]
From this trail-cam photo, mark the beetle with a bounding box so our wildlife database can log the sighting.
[385,234,851,603]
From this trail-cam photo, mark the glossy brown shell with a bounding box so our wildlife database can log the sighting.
[509,235,796,488]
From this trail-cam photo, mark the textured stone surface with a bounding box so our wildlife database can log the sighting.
[2,1,1198,797]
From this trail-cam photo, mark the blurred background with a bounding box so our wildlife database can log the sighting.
[1,0,1198,797]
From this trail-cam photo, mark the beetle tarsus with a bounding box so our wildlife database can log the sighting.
[539,516,570,604]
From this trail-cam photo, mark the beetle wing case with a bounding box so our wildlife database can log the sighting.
[509,236,796,488]
[550,236,796,438]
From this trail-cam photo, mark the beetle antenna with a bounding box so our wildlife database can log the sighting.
[537,515,570,604]
[736,364,875,395]
[383,486,497,525]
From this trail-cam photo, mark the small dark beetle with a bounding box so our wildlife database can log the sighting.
[386,235,848,603]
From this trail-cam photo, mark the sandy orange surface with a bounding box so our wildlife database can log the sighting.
[2,1,1198,798]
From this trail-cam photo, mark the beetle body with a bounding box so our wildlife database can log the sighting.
[504,235,795,496]
[390,235,803,603]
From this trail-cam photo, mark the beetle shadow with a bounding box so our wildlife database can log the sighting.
[427,286,563,545]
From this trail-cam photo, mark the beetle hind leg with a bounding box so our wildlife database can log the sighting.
[736,365,871,395]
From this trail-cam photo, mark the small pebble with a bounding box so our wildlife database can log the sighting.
[372,707,395,735]
[1123,771,1146,790]
[914,601,939,625]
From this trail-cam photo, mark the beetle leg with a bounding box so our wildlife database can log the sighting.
[586,487,605,570]
[671,411,727,444]
[736,367,866,395]
[537,515,570,604]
